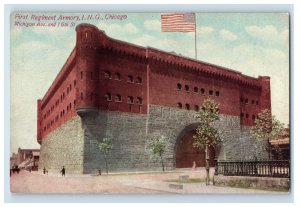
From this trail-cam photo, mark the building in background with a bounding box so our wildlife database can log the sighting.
[37,23,271,174]
[270,127,290,160]
[16,148,40,171]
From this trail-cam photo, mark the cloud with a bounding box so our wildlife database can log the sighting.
[144,20,161,31]
[198,26,214,34]
[219,29,238,41]
[97,22,139,36]
[245,25,289,45]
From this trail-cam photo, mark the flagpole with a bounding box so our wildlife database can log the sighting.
[194,13,197,60]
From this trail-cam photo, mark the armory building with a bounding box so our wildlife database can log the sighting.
[37,23,271,174]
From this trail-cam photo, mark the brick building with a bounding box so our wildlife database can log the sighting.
[37,23,270,174]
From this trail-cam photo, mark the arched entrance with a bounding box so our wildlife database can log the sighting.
[175,126,215,168]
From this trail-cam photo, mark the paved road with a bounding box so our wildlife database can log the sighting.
[10,168,287,194]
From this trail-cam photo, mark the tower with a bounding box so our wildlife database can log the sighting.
[75,24,100,116]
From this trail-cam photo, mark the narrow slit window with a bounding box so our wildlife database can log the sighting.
[136,77,142,84]
[127,96,134,104]
[127,75,133,83]
[177,102,182,109]
[201,88,205,94]
[186,104,190,110]
[104,71,111,79]
[194,87,198,93]
[115,72,121,80]
[115,94,122,102]
[137,97,143,105]
[177,83,182,90]
[185,85,190,92]
[104,93,112,101]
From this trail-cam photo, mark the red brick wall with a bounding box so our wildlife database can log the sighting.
[37,57,77,140]
[37,23,271,142]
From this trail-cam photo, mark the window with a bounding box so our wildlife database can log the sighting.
[216,91,220,97]
[241,113,244,118]
[185,85,189,92]
[177,83,182,90]
[240,97,244,103]
[201,88,205,94]
[70,84,72,91]
[195,105,199,111]
[81,71,83,79]
[136,77,142,84]
[81,92,83,100]
[115,94,122,102]
[104,93,112,101]
[115,72,121,80]
[104,71,111,79]
[127,75,133,83]
[245,98,249,104]
[246,113,249,118]
[194,87,198,93]
[256,100,259,105]
[137,97,143,105]
[74,100,76,107]
[251,99,255,104]
[177,102,182,109]
[186,104,190,110]
[74,80,76,86]
[209,90,213,95]
[252,115,256,120]
[127,96,134,104]
[67,87,69,94]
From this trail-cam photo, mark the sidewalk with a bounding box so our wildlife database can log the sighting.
[10,168,288,194]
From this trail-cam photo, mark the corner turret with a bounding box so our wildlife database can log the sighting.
[75,24,100,116]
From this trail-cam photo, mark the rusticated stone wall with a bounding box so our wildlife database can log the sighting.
[39,105,268,174]
[38,116,84,174]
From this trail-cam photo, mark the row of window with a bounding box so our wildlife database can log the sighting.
[104,71,142,84]
[240,97,259,105]
[177,83,220,96]
[177,102,200,111]
[241,113,257,120]
[43,100,76,132]
[44,80,77,120]
[104,93,143,105]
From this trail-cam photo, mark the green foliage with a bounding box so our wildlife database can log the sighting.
[98,138,112,174]
[149,137,166,157]
[251,109,284,159]
[149,136,166,171]
[193,98,222,149]
[98,138,112,156]
[252,109,284,141]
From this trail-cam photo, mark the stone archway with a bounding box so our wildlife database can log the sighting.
[175,124,215,168]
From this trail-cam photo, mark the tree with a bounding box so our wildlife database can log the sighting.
[193,98,222,185]
[98,138,112,175]
[149,136,166,172]
[251,109,284,160]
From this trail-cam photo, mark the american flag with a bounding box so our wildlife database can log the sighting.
[161,13,196,32]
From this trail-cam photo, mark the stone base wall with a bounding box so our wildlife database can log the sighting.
[38,116,84,174]
[39,105,268,174]
[213,175,290,191]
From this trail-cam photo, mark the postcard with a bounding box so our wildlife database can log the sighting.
[10,12,290,194]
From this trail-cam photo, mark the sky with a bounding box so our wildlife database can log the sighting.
[10,12,289,154]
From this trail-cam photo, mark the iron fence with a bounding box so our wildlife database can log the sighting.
[215,160,290,178]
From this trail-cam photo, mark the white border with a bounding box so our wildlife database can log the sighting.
[2,1,298,206]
